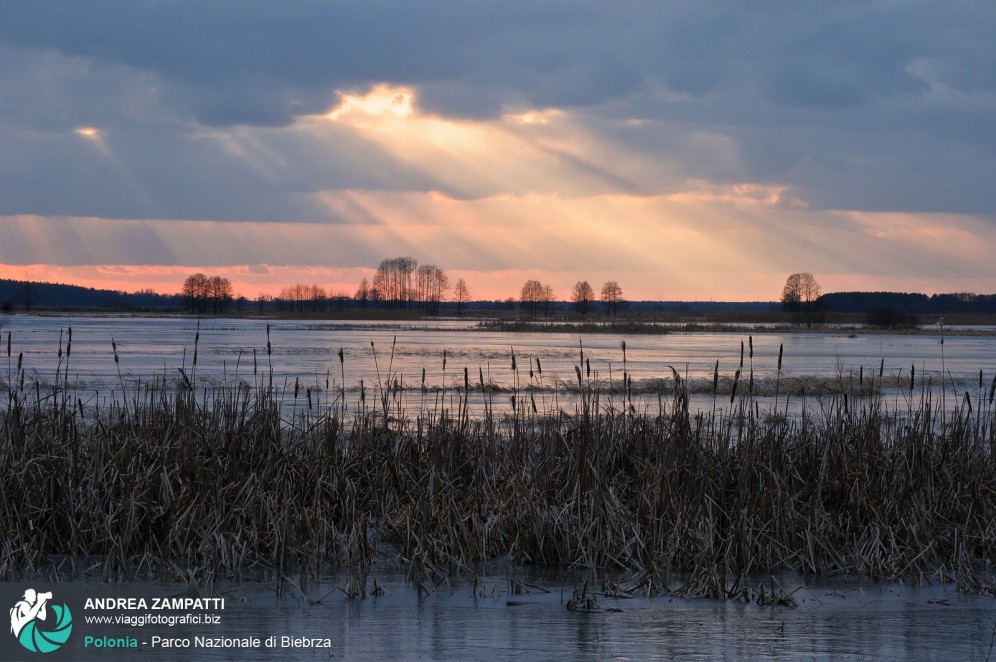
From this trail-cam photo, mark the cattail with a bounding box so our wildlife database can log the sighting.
[575,365,582,389]
[910,364,915,394]
[338,348,344,365]
[464,367,469,392]
[536,357,542,375]
[66,327,71,359]
[859,365,863,386]
[778,344,784,371]
[112,339,119,365]
[266,324,272,356]
[748,335,753,359]
[421,367,426,391]
[739,341,744,369]
[879,358,884,379]
[712,360,719,396]
[442,349,447,372]
[511,349,516,372]
[730,369,740,404]
[178,367,192,390]
[294,376,299,398]
[586,358,590,378]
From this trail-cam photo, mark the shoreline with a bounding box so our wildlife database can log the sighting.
[4,309,995,337]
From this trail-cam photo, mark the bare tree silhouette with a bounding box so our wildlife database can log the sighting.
[454,278,471,315]
[520,279,544,317]
[354,278,370,309]
[571,280,594,316]
[600,281,623,316]
[781,272,822,325]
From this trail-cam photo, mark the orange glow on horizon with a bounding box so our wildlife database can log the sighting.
[3,260,996,305]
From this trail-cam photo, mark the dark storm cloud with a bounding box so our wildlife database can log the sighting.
[0,0,994,216]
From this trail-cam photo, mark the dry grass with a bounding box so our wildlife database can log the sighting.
[1,329,995,604]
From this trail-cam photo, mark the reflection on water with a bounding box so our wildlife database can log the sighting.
[8,572,992,661]
[2,315,993,414]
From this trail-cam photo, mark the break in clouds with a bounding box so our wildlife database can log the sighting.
[0,1,994,297]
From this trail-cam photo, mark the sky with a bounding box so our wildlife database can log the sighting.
[1,1,995,302]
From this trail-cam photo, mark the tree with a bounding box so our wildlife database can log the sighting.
[182,273,209,313]
[279,283,320,312]
[181,273,233,313]
[541,284,555,317]
[571,280,595,316]
[454,278,470,315]
[208,275,234,313]
[520,279,544,317]
[600,281,623,316]
[373,256,418,308]
[415,264,449,314]
[781,273,821,325]
[354,278,370,309]
[781,273,820,310]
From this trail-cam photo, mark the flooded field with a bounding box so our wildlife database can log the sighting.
[2,314,993,418]
[3,314,995,661]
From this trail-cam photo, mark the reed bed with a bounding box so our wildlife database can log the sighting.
[1,330,995,604]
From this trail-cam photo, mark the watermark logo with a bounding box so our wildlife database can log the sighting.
[9,588,73,653]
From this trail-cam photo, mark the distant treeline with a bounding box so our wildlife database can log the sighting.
[3,277,996,319]
[0,279,179,312]
[818,291,996,315]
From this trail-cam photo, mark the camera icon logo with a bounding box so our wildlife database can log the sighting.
[9,588,73,653]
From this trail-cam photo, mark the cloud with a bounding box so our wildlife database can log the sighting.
[0,1,989,215]
[3,193,995,301]
[0,1,994,300]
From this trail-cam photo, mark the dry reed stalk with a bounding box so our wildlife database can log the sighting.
[1,334,994,606]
